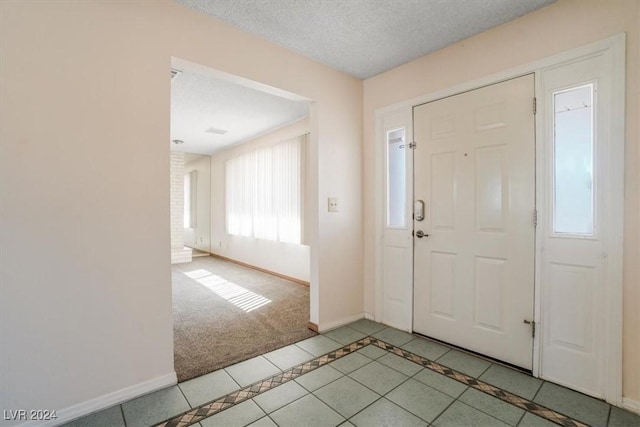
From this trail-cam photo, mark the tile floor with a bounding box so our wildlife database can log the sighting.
[63,320,640,427]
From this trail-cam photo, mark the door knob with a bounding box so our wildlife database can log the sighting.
[415,230,429,238]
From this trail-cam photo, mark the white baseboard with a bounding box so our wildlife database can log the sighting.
[364,312,375,321]
[14,372,177,427]
[622,397,640,415]
[318,313,365,332]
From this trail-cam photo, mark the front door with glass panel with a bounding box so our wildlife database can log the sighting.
[539,54,611,398]
[380,109,413,331]
[413,75,536,369]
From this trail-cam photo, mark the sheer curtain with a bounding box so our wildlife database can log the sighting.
[225,133,307,244]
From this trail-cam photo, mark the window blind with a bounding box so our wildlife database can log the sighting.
[226,134,307,244]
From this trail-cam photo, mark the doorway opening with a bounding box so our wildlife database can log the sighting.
[169,58,315,382]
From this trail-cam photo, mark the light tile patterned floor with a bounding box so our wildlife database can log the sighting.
[63,320,640,427]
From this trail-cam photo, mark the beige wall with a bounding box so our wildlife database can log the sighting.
[0,0,362,422]
[209,118,311,282]
[362,0,640,402]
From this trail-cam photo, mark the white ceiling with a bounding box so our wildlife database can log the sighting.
[170,69,309,155]
[175,0,556,79]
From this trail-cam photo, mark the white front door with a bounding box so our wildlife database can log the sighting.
[413,75,536,369]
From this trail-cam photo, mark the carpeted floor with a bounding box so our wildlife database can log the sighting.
[172,256,316,382]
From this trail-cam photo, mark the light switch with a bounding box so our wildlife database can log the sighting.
[328,197,340,212]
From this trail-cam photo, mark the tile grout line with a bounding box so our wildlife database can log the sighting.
[531,379,545,401]
[455,391,525,426]
[264,392,318,423]
[176,383,192,409]
[342,395,385,424]
[223,367,243,390]
[333,355,376,378]
[295,367,343,393]
[154,335,590,427]
[265,414,278,426]
[515,408,528,426]
[429,395,459,426]
[119,404,127,427]
[605,404,612,426]
[476,361,493,378]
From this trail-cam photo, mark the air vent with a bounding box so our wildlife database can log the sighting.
[171,69,182,80]
[205,127,228,135]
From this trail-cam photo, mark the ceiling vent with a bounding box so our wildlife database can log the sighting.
[205,127,228,135]
[171,69,182,80]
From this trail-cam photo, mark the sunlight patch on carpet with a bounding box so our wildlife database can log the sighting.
[184,269,272,312]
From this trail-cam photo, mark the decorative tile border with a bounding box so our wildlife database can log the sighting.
[155,338,372,427]
[369,338,589,427]
[155,336,588,427]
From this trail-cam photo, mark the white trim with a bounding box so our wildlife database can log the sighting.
[172,57,312,103]
[532,69,544,378]
[317,313,365,332]
[14,372,177,427]
[623,398,640,415]
[372,33,624,404]
[602,33,625,407]
[373,109,385,323]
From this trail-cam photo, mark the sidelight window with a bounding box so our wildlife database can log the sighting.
[387,128,407,228]
[552,84,595,235]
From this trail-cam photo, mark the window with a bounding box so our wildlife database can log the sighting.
[386,128,407,228]
[226,134,307,244]
[552,84,594,235]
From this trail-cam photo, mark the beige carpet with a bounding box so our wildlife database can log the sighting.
[172,256,316,382]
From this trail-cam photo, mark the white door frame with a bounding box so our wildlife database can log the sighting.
[373,33,625,405]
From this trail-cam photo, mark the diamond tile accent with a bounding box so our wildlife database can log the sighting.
[153,335,589,427]
[154,338,371,426]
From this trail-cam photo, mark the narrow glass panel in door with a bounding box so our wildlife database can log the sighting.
[553,84,594,235]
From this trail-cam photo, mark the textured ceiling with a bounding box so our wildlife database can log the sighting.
[171,69,309,155]
[175,0,556,79]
